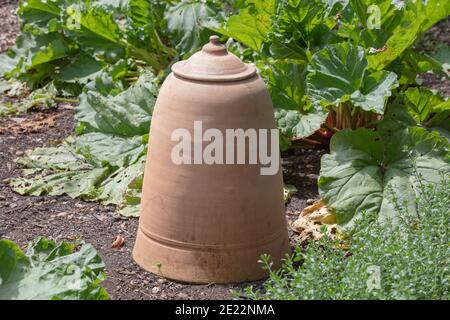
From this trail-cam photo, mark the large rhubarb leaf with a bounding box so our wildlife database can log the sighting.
[0,237,108,300]
[208,0,275,51]
[431,44,450,76]
[67,8,122,56]
[275,106,328,140]
[318,125,450,227]
[307,43,398,114]
[266,62,308,111]
[269,0,345,61]
[382,88,450,137]
[403,87,448,125]
[10,72,157,216]
[265,61,328,141]
[362,0,450,70]
[76,72,157,136]
[165,0,220,57]
[389,49,444,85]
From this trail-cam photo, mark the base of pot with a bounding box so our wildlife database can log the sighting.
[132,227,290,284]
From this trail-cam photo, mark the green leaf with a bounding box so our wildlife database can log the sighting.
[10,134,146,206]
[16,144,91,172]
[0,83,58,116]
[68,8,121,55]
[265,61,328,141]
[2,32,70,87]
[210,0,275,51]
[397,87,450,135]
[74,133,146,167]
[94,157,145,208]
[0,51,21,76]
[165,0,219,57]
[431,44,450,76]
[275,106,328,139]
[307,43,398,114]
[265,62,307,111]
[318,126,450,227]
[126,0,175,70]
[18,0,62,30]
[11,72,156,216]
[389,49,444,85]
[55,54,103,84]
[403,87,445,124]
[92,0,129,11]
[0,237,108,300]
[76,71,157,136]
[269,0,343,61]
[382,88,450,137]
[366,0,450,70]
[350,70,398,113]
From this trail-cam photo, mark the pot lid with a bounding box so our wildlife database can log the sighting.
[171,36,256,82]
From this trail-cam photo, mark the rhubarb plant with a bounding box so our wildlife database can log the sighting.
[209,0,450,225]
[0,237,108,300]
[0,0,174,91]
[10,71,158,217]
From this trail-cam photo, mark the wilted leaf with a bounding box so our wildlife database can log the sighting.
[291,200,337,244]
[11,72,156,216]
[111,235,125,248]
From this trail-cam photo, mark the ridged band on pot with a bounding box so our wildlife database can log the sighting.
[133,36,290,284]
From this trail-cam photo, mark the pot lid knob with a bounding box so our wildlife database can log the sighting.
[202,35,227,55]
[171,35,256,82]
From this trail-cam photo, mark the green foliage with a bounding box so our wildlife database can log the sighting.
[0,237,108,300]
[210,0,448,139]
[275,106,328,143]
[402,87,449,129]
[0,81,67,116]
[207,0,275,51]
[307,43,398,114]
[269,0,342,61]
[165,0,222,57]
[244,180,450,300]
[0,0,173,90]
[363,0,450,71]
[318,125,449,226]
[10,72,158,216]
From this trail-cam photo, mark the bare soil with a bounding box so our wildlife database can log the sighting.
[0,0,19,53]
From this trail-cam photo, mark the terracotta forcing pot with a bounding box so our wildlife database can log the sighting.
[133,36,290,283]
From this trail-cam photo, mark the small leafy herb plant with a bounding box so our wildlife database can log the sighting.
[243,180,450,300]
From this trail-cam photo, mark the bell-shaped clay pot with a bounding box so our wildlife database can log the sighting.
[133,36,290,283]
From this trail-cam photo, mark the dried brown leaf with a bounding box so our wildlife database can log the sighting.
[111,235,125,249]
